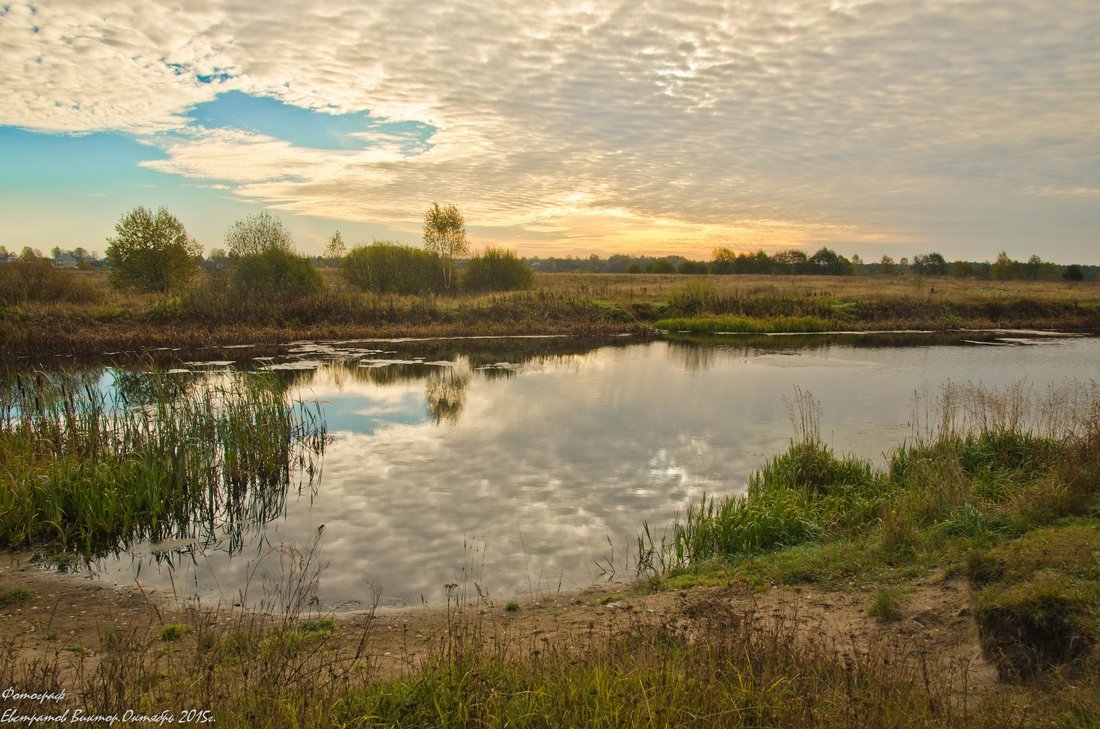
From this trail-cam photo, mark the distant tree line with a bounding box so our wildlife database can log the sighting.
[527,248,1097,281]
[5,225,1095,297]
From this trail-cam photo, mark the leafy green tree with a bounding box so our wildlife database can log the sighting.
[911,252,948,276]
[677,259,709,275]
[879,256,897,276]
[950,260,976,277]
[462,247,535,292]
[1063,264,1085,282]
[224,210,294,257]
[105,206,201,294]
[423,202,468,290]
[773,249,809,274]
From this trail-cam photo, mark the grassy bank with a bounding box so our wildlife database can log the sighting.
[2,271,1097,359]
[640,382,1100,687]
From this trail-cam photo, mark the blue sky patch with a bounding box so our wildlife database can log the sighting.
[186,91,435,154]
[0,127,164,187]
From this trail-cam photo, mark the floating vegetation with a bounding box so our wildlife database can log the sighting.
[0,368,327,556]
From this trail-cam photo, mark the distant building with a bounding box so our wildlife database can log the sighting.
[53,253,79,269]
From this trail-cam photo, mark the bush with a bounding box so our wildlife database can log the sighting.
[0,259,101,305]
[341,242,447,295]
[462,247,535,292]
[233,249,323,302]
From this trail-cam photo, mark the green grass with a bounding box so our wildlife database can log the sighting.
[0,587,34,608]
[655,314,834,333]
[160,623,192,642]
[868,588,907,622]
[0,368,327,555]
[640,382,1100,682]
[969,521,1100,681]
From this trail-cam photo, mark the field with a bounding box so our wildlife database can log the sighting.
[2,268,1098,359]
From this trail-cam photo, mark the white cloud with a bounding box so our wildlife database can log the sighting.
[2,0,1098,258]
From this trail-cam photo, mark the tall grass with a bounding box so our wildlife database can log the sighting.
[0,369,326,554]
[639,382,1100,580]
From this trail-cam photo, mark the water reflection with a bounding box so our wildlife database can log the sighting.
[13,333,1096,609]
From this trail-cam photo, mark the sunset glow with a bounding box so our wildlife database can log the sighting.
[1,1,1097,262]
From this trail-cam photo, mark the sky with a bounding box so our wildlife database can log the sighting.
[0,0,1097,263]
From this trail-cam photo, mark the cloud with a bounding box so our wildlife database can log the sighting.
[2,0,1098,258]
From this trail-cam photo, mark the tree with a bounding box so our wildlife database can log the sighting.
[911,252,948,276]
[224,210,294,257]
[233,248,322,302]
[423,202,468,290]
[326,230,346,259]
[950,260,976,278]
[1063,264,1085,282]
[222,212,320,302]
[992,251,1016,281]
[105,206,201,294]
[773,249,808,275]
[879,256,897,276]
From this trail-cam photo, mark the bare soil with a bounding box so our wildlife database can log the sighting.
[1,551,998,695]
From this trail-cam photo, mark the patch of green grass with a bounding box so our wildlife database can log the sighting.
[867,588,907,622]
[505,600,520,612]
[299,618,335,635]
[970,521,1100,681]
[599,594,624,606]
[160,623,192,642]
[0,587,34,608]
[655,315,834,334]
[0,369,327,556]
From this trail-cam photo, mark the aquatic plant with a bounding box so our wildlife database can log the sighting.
[0,368,326,555]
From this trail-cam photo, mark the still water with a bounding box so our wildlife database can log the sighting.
[83,332,1097,609]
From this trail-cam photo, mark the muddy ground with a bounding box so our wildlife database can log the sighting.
[0,551,998,700]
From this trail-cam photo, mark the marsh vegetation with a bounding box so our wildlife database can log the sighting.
[0,369,326,555]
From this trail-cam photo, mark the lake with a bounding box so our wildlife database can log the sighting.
[26,331,1100,609]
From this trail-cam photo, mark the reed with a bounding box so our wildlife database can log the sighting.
[0,368,326,554]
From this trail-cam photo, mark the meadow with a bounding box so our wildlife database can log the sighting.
[1,267,1098,359]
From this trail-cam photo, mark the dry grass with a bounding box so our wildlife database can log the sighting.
[2,270,1097,360]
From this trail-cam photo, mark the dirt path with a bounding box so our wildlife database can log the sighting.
[1,553,998,695]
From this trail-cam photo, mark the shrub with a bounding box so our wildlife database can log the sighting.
[462,247,535,292]
[233,248,323,302]
[0,259,101,305]
[341,242,447,295]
